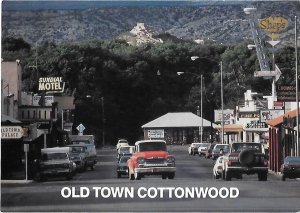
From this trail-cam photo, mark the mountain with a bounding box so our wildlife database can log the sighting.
[2,1,299,46]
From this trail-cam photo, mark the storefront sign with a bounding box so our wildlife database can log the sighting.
[32,95,54,106]
[238,111,260,119]
[148,129,164,139]
[214,109,234,123]
[259,16,288,33]
[260,110,284,122]
[1,126,24,139]
[38,77,65,92]
[277,85,299,102]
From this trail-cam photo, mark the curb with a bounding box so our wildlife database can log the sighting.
[1,179,34,184]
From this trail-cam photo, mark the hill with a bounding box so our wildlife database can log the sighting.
[2,1,299,46]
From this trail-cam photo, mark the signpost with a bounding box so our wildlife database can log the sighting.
[24,144,29,181]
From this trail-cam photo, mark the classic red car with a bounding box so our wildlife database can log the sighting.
[127,140,176,180]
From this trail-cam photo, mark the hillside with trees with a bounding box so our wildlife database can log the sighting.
[1,37,298,144]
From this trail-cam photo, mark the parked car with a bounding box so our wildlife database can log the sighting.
[188,143,202,155]
[211,144,230,160]
[116,139,129,150]
[37,147,76,181]
[117,155,131,178]
[117,146,134,160]
[213,156,225,179]
[198,143,211,156]
[205,143,217,158]
[67,144,87,172]
[127,140,176,180]
[280,156,300,181]
[222,142,268,181]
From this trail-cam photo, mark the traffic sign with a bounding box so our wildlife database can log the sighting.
[76,124,85,134]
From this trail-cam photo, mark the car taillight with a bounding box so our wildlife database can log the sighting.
[264,160,268,166]
[227,160,232,166]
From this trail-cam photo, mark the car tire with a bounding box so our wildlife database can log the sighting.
[66,174,73,180]
[258,172,268,181]
[162,174,167,179]
[134,172,141,180]
[128,169,134,180]
[222,170,225,180]
[168,173,175,179]
[225,171,232,181]
[117,173,121,178]
[281,174,286,181]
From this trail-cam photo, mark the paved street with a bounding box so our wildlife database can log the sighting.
[1,145,300,212]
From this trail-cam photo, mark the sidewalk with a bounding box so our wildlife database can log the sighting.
[1,170,34,184]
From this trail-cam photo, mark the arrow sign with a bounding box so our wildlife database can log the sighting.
[254,64,282,82]
[76,124,85,135]
[274,64,282,82]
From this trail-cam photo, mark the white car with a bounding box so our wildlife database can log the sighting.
[116,139,129,150]
[188,143,202,155]
[198,143,210,156]
[213,156,225,179]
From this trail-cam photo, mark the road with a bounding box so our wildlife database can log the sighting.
[1,145,300,212]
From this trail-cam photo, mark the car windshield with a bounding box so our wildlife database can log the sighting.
[139,142,166,152]
[43,153,68,161]
[231,143,262,153]
[200,143,210,148]
[119,156,130,163]
[215,145,229,151]
[119,147,131,153]
[70,146,85,153]
[286,157,300,164]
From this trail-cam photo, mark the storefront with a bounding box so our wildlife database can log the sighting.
[267,109,298,173]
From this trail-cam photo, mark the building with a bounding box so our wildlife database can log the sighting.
[141,112,215,144]
[267,109,299,173]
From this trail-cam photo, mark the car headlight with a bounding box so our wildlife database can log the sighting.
[137,157,145,164]
[166,156,175,163]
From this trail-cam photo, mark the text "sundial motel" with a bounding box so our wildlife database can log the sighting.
[38,77,65,92]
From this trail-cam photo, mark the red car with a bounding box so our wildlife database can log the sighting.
[127,140,176,180]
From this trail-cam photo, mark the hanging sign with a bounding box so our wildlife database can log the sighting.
[1,126,24,139]
[38,77,65,93]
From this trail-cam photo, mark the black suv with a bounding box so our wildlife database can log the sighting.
[222,142,268,181]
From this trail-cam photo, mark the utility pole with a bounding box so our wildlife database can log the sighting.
[101,97,105,147]
[295,16,299,156]
[221,61,224,144]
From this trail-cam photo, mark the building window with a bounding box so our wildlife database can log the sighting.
[44,110,47,119]
[38,110,41,119]
[27,110,30,119]
[22,110,24,119]
[33,110,36,119]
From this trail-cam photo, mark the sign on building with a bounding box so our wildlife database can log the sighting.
[277,85,299,102]
[238,111,260,119]
[38,77,65,93]
[148,129,164,139]
[1,126,24,139]
[214,109,234,123]
[32,95,54,106]
[260,109,284,122]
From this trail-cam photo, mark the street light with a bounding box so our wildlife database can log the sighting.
[190,56,224,144]
[86,95,105,147]
[177,70,203,143]
[295,16,299,156]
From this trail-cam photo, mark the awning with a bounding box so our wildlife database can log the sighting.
[215,124,243,133]
[1,114,22,124]
[266,109,297,127]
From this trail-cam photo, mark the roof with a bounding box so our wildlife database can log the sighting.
[266,109,297,127]
[1,114,22,124]
[135,140,166,146]
[142,112,214,128]
[215,124,243,132]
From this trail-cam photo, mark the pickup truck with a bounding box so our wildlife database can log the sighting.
[222,142,268,181]
[127,140,176,180]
